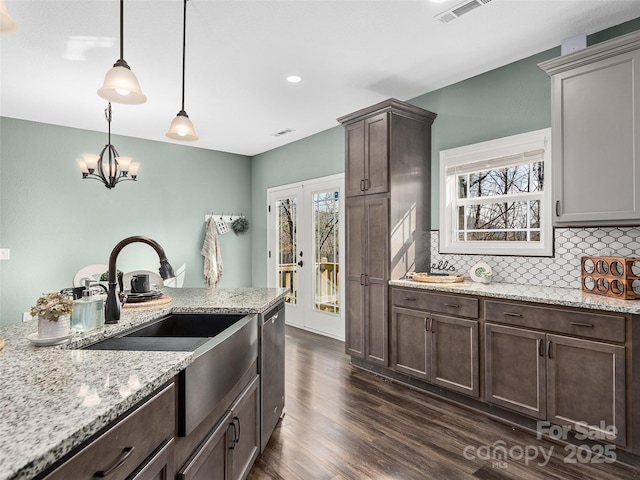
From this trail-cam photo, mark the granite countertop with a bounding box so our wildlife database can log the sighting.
[0,287,287,480]
[390,279,640,315]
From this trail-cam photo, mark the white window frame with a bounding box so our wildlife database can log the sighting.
[439,128,552,257]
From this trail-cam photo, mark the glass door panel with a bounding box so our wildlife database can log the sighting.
[277,197,298,305]
[313,190,340,315]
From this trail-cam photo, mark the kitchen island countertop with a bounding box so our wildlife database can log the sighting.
[390,278,640,314]
[0,287,287,480]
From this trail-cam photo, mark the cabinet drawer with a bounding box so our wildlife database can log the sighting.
[44,382,176,480]
[485,300,625,343]
[392,288,479,318]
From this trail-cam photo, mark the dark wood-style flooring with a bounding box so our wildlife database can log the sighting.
[248,326,639,480]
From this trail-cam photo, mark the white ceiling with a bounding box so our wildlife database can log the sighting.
[1,0,639,156]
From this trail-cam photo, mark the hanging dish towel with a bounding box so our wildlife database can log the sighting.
[202,217,223,287]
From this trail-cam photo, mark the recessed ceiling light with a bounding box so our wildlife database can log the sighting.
[286,75,302,83]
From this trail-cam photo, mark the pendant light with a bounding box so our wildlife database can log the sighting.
[0,0,17,33]
[166,0,198,141]
[98,0,147,104]
[76,103,140,189]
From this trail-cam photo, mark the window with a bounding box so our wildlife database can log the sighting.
[439,129,552,256]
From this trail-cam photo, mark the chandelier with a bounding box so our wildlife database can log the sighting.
[76,103,139,189]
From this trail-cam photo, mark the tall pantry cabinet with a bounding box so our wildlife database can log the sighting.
[338,99,437,365]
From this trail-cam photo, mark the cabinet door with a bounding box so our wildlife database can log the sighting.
[552,48,640,225]
[345,121,366,197]
[365,195,389,366]
[364,113,389,195]
[485,324,547,419]
[547,334,626,446]
[177,412,231,480]
[430,314,479,398]
[129,439,175,480]
[345,197,365,358]
[391,307,429,380]
[229,375,260,480]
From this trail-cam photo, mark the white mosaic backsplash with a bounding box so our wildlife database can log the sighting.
[429,227,640,289]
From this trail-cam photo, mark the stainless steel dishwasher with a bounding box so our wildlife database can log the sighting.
[259,300,285,452]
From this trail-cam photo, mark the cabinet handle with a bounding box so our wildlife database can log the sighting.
[570,322,594,328]
[364,275,369,286]
[360,274,365,286]
[94,446,135,477]
[504,312,522,317]
[424,317,429,331]
[234,417,241,445]
[431,319,436,333]
[547,340,553,359]
[555,200,561,217]
[360,179,365,192]
[538,338,544,357]
[444,303,459,308]
[364,178,370,191]
[229,420,237,450]
[405,297,417,302]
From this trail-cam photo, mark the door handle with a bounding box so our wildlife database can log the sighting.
[297,260,304,267]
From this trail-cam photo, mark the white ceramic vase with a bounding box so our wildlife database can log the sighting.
[38,314,70,338]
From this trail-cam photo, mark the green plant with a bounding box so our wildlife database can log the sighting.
[100,269,122,281]
[30,292,74,319]
[232,216,250,235]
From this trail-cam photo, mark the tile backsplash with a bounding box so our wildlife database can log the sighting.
[429,227,640,289]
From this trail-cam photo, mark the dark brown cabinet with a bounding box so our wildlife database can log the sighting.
[178,375,260,480]
[345,194,389,364]
[486,321,626,447]
[391,289,479,398]
[339,99,437,367]
[42,383,176,480]
[344,113,389,197]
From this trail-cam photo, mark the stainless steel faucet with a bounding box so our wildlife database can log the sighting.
[105,236,176,324]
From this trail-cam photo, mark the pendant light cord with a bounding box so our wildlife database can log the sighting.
[119,0,124,61]
[181,0,187,111]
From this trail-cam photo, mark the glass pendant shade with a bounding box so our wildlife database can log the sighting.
[0,0,17,33]
[98,63,147,105]
[166,111,198,141]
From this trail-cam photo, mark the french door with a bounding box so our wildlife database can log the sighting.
[267,174,345,340]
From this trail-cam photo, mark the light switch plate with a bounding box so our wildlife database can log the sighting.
[0,248,9,260]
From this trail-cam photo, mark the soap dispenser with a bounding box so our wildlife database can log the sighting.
[71,280,105,333]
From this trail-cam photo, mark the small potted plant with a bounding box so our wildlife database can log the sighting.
[30,292,74,338]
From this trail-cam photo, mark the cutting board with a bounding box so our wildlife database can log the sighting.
[123,295,172,309]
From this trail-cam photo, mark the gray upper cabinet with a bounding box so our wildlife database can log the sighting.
[540,31,640,226]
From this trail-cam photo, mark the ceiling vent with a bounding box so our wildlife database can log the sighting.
[436,0,492,23]
[272,128,295,137]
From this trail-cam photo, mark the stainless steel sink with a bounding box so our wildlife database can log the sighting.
[83,312,259,436]
[83,313,247,354]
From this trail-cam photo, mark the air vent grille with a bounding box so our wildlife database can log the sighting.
[436,0,492,23]
[272,128,295,137]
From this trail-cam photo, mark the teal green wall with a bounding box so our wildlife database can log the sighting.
[250,127,345,286]
[0,118,252,325]
[409,48,558,225]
